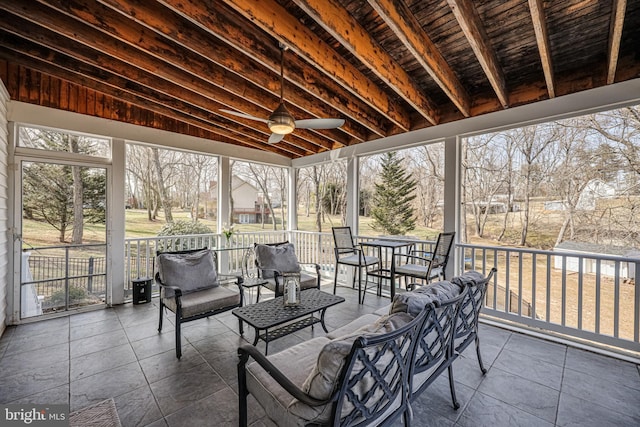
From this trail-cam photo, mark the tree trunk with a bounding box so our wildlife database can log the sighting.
[69,136,84,244]
[313,166,322,232]
[152,147,173,222]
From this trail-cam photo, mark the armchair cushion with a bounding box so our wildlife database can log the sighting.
[255,243,301,279]
[162,285,240,318]
[157,248,218,298]
[262,271,317,293]
[390,280,462,316]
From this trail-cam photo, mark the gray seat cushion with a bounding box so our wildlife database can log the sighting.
[262,272,317,293]
[163,285,240,318]
[338,253,379,266]
[292,312,414,423]
[325,314,382,339]
[246,337,330,427]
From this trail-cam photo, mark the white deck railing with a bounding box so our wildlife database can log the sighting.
[124,231,640,356]
[458,243,640,355]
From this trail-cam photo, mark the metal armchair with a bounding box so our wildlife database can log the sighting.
[395,232,455,289]
[156,248,244,359]
[253,241,320,302]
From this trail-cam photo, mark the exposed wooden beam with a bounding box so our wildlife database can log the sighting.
[291,0,438,125]
[447,0,509,108]
[0,16,315,156]
[368,0,471,117]
[607,0,627,84]
[94,0,357,145]
[0,45,302,157]
[34,0,338,151]
[219,0,413,131]
[528,0,555,98]
[100,0,382,141]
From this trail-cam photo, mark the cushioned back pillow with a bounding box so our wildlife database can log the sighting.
[254,242,301,278]
[390,280,462,316]
[157,248,218,298]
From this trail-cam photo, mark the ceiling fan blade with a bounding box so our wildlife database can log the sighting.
[220,109,268,123]
[295,118,345,129]
[268,133,285,144]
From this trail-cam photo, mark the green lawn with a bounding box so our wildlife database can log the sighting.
[21,208,445,249]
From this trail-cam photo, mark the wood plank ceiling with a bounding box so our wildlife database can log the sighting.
[0,0,639,159]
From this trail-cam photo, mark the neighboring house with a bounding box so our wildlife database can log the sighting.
[576,179,616,211]
[554,241,640,280]
[210,176,271,224]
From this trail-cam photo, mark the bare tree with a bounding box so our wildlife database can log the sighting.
[464,134,505,238]
[412,144,444,229]
[152,147,174,222]
[515,125,556,245]
[69,135,84,244]
[246,163,277,230]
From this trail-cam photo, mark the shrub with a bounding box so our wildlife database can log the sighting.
[157,220,214,251]
[49,286,87,306]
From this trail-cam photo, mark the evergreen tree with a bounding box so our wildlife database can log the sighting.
[370,152,417,235]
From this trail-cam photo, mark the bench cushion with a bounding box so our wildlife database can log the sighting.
[289,312,413,423]
[246,337,330,427]
[157,248,218,298]
[390,280,462,316]
[325,314,381,339]
[163,285,240,318]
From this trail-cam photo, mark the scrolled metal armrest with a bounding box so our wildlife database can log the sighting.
[299,262,321,274]
[237,344,330,407]
[155,273,183,298]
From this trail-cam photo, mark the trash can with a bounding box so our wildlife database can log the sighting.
[132,277,153,304]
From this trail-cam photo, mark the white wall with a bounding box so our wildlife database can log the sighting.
[0,81,9,336]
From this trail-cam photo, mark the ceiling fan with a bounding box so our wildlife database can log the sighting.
[221,44,345,144]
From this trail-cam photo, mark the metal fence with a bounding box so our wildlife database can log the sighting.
[22,244,107,314]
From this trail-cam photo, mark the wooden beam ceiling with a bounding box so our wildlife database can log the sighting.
[607,0,627,85]
[0,0,637,159]
[528,0,556,98]
[367,0,471,117]
[291,0,439,125]
[220,0,413,131]
[446,0,509,108]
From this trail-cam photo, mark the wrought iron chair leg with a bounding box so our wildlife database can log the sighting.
[447,364,460,410]
[359,266,365,304]
[238,354,249,427]
[158,301,164,332]
[475,334,487,374]
[175,310,182,359]
[333,264,339,294]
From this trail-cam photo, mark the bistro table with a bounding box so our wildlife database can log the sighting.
[360,239,415,300]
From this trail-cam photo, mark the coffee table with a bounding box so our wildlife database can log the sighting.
[232,289,345,354]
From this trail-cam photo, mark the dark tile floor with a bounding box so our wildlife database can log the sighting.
[1,283,639,427]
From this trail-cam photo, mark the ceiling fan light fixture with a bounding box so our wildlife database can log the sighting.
[268,102,296,135]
